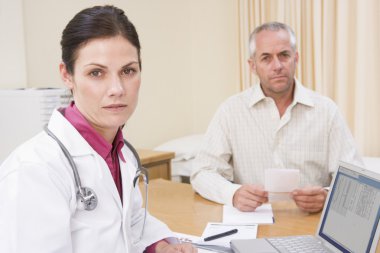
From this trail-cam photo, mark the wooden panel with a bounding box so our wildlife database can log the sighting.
[138,149,175,164]
[137,149,175,180]
[146,163,171,180]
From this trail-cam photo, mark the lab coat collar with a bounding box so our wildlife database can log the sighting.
[47,109,96,157]
[48,109,136,213]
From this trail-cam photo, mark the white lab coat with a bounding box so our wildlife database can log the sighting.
[0,110,174,253]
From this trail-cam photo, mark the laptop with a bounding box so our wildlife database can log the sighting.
[230,161,380,253]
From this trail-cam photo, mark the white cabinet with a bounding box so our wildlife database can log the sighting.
[0,88,70,162]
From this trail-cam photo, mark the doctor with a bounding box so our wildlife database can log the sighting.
[0,5,195,253]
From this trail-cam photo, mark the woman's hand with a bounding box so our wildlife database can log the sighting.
[155,241,197,253]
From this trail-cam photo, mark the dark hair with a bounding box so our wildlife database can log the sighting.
[61,5,141,74]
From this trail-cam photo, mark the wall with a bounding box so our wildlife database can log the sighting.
[0,0,240,148]
[0,0,27,87]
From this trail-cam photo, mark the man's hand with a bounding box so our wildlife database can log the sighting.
[233,185,268,212]
[291,186,328,213]
[155,241,197,253]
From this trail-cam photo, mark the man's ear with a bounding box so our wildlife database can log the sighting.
[247,57,256,74]
[294,51,299,65]
[59,62,74,89]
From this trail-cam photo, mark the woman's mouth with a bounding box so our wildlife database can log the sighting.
[103,104,127,112]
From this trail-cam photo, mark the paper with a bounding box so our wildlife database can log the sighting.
[223,204,274,224]
[174,232,232,253]
[265,168,300,192]
[174,231,201,243]
[200,223,258,248]
[268,192,293,201]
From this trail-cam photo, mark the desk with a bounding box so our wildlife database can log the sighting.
[143,179,319,236]
[137,149,175,180]
[143,179,380,252]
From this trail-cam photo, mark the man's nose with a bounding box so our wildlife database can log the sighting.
[272,57,283,71]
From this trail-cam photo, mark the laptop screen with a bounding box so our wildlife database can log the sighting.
[318,165,380,253]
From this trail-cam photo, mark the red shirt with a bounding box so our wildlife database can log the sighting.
[61,102,125,200]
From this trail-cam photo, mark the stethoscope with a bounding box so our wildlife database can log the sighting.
[44,125,149,241]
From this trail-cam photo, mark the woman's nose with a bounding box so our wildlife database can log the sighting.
[109,75,125,96]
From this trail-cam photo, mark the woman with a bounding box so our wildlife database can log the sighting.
[0,5,195,253]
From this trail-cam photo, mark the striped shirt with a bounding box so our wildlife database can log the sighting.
[191,80,362,206]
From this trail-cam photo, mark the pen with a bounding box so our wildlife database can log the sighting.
[203,228,238,241]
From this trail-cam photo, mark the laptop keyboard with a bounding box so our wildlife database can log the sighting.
[267,235,330,253]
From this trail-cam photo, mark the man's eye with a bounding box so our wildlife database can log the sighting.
[280,52,290,58]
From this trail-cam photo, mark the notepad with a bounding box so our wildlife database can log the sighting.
[222,204,274,224]
[201,223,258,248]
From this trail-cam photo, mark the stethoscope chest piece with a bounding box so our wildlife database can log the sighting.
[78,187,98,211]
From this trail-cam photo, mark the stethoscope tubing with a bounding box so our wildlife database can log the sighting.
[44,125,85,197]
[44,125,148,240]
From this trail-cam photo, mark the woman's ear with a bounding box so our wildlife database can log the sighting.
[59,62,74,89]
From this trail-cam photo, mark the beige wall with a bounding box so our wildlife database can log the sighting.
[0,0,27,87]
[1,0,240,148]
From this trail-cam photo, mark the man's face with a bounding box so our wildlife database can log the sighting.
[249,30,298,98]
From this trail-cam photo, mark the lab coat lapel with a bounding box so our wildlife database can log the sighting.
[97,157,123,212]
[120,144,142,227]
[48,110,123,212]
[120,155,135,219]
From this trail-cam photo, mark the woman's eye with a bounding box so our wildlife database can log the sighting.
[89,70,102,77]
[123,68,136,76]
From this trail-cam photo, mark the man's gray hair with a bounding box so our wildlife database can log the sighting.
[249,22,297,57]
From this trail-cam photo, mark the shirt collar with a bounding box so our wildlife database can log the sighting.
[248,83,266,107]
[248,78,314,108]
[113,127,126,162]
[292,79,314,107]
[63,102,125,162]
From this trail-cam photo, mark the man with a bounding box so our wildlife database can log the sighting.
[190,22,362,213]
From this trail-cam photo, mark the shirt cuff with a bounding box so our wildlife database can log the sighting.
[144,240,163,253]
[226,183,243,206]
[144,237,179,253]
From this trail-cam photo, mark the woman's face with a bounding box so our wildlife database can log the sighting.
[60,35,141,140]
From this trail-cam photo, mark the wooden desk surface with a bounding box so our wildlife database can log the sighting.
[143,179,320,237]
